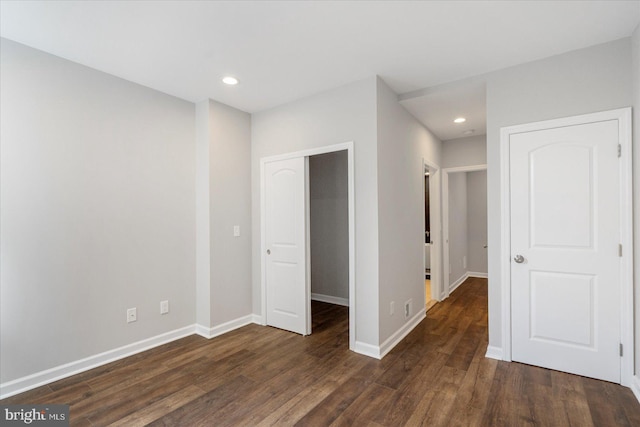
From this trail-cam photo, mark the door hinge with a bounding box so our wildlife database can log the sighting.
[619,244,623,257]
[618,144,621,158]
[620,343,623,357]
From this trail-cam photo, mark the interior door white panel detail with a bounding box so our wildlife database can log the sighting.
[264,158,308,335]
[510,119,620,383]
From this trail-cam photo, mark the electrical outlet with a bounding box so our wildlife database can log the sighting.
[233,225,240,237]
[127,307,137,323]
[160,300,169,314]
[404,299,412,319]
[390,301,395,315]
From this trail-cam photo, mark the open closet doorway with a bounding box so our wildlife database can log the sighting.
[442,165,488,297]
[423,161,442,311]
[261,142,356,350]
[424,166,436,311]
[309,151,349,338]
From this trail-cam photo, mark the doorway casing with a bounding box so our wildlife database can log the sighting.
[442,164,488,299]
[260,142,356,350]
[423,159,443,307]
[496,108,633,386]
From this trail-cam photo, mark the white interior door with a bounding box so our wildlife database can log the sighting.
[510,119,621,383]
[264,157,309,335]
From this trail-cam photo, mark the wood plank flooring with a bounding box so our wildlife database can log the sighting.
[3,277,640,426]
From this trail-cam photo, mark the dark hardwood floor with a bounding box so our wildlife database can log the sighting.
[3,277,640,426]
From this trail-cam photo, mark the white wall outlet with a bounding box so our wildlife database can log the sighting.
[233,225,240,237]
[404,299,412,319]
[390,301,395,315]
[127,307,137,323]
[160,300,169,315]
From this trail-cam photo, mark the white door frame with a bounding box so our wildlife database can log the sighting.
[260,141,356,350]
[499,108,633,386]
[423,159,443,304]
[442,164,487,299]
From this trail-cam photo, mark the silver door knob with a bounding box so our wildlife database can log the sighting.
[267,249,271,255]
[514,254,525,263]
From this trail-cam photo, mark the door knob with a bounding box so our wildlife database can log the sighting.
[514,254,525,263]
[267,249,271,255]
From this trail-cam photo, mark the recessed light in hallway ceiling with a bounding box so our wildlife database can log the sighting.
[222,76,238,85]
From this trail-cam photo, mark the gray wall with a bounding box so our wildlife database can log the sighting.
[447,173,468,288]
[0,39,196,383]
[466,170,488,274]
[485,38,632,351]
[208,100,252,325]
[376,77,442,343]
[251,77,380,346]
[309,151,349,301]
[442,135,487,168]
[632,24,640,377]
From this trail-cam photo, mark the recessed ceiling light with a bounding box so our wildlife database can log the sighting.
[222,76,238,85]
[454,117,466,124]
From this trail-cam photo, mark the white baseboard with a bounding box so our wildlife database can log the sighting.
[0,324,196,400]
[467,272,488,279]
[353,309,426,360]
[354,341,381,359]
[195,314,255,339]
[1,312,266,400]
[379,309,426,359]
[311,293,349,307]
[485,345,503,360]
[630,375,640,405]
[449,273,469,294]
[251,314,264,325]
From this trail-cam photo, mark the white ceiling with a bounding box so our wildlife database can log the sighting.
[400,80,487,141]
[1,1,639,138]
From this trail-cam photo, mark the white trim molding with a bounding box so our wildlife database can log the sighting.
[353,341,381,359]
[467,272,488,279]
[499,108,634,385]
[195,314,256,339]
[1,312,269,400]
[311,293,349,307]
[630,376,640,405]
[448,273,469,294]
[0,325,196,400]
[485,345,504,361]
[379,309,426,359]
[353,309,426,360]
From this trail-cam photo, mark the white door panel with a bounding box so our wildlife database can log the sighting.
[264,158,308,335]
[510,120,620,383]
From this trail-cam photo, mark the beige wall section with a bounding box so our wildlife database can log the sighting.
[376,77,442,344]
[0,39,196,383]
[309,151,349,301]
[631,24,640,377]
[485,37,632,352]
[442,135,487,168]
[251,77,379,346]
